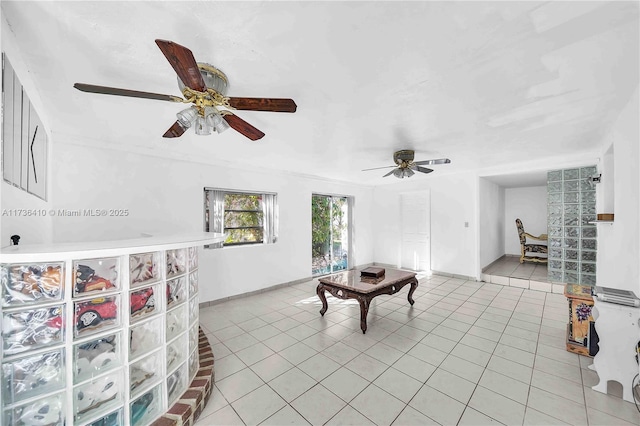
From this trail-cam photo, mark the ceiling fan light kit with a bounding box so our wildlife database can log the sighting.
[363,150,451,179]
[74,39,296,140]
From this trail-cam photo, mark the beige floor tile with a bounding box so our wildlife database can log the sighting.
[533,354,582,385]
[325,405,375,425]
[439,354,485,383]
[587,406,639,426]
[527,386,588,425]
[216,367,264,403]
[391,354,437,383]
[291,384,346,426]
[531,369,584,404]
[231,384,287,425]
[450,343,492,367]
[262,332,298,353]
[407,342,448,366]
[426,368,476,404]
[409,385,466,425]
[267,367,317,403]
[478,369,529,405]
[320,367,369,403]
[373,368,423,403]
[278,341,317,365]
[250,353,294,382]
[523,407,568,425]
[430,324,466,342]
[345,352,389,381]
[350,384,406,426]
[583,388,640,425]
[234,342,276,366]
[262,405,312,425]
[391,406,440,425]
[459,333,498,353]
[486,355,533,384]
[421,332,458,353]
[198,403,245,425]
[366,341,405,365]
[468,385,526,425]
[493,343,535,367]
[297,353,340,382]
[458,407,504,425]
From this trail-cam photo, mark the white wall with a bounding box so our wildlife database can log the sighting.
[478,178,505,269]
[48,138,374,302]
[0,182,53,246]
[373,171,478,279]
[596,90,639,294]
[504,186,547,256]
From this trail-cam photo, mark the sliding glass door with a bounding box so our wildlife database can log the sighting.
[312,194,350,276]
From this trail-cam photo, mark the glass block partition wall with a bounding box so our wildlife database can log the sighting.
[547,166,598,285]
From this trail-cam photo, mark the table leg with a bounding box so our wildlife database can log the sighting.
[407,277,418,305]
[316,284,328,316]
[358,297,371,334]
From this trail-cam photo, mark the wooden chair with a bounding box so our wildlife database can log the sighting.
[515,218,548,263]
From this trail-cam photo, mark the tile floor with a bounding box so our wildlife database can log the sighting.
[483,256,549,283]
[196,274,640,425]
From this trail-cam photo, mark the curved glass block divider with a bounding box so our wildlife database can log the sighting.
[166,276,187,309]
[1,262,65,307]
[166,361,188,407]
[0,234,217,426]
[547,166,598,285]
[166,333,188,374]
[130,382,163,426]
[73,331,122,384]
[166,249,187,280]
[130,349,163,399]
[1,303,65,357]
[129,252,161,288]
[3,390,66,425]
[2,348,65,404]
[73,257,119,298]
[129,283,161,324]
[129,316,163,361]
[73,368,123,423]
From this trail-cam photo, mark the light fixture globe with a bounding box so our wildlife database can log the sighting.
[177,63,228,95]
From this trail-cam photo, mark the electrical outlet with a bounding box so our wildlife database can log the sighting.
[464,222,469,228]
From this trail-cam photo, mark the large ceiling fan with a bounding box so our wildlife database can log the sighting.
[74,39,297,140]
[362,150,451,178]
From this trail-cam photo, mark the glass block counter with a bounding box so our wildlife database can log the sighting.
[0,232,223,426]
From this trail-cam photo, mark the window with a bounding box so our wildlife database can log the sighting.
[2,53,48,200]
[204,188,278,248]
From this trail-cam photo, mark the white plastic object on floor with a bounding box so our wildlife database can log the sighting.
[590,298,640,403]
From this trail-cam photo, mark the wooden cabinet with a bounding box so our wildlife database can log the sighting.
[564,284,595,356]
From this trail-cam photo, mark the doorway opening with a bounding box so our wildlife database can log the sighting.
[312,194,350,276]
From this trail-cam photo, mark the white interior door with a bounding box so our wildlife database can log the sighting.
[401,191,431,271]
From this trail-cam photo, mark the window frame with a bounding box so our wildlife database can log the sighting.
[204,188,278,248]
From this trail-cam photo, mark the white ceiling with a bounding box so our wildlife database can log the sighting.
[2,1,638,186]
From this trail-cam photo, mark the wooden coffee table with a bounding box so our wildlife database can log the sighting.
[316,268,418,334]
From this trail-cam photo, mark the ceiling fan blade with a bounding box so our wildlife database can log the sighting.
[413,158,451,166]
[223,113,265,141]
[414,166,434,174]
[362,165,396,171]
[383,169,397,177]
[155,39,207,92]
[74,83,184,102]
[162,121,187,138]
[227,97,297,113]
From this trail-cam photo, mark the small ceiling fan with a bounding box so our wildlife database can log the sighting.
[74,39,297,140]
[362,150,451,178]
